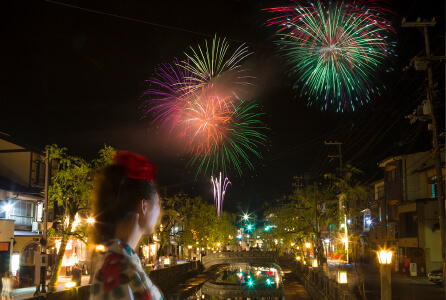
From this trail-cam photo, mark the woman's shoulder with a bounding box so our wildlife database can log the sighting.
[91,252,162,299]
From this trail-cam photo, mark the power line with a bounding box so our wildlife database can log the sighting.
[44,0,272,49]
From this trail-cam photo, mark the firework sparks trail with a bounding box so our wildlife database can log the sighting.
[211,172,231,217]
[183,36,254,90]
[143,59,198,134]
[265,0,396,112]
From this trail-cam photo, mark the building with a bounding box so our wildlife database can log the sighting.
[377,150,444,276]
[0,132,47,287]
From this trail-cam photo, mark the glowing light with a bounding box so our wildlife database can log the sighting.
[347,219,351,224]
[296,256,301,261]
[305,242,311,248]
[377,250,392,264]
[71,213,80,232]
[95,245,106,252]
[266,0,396,112]
[65,281,76,288]
[248,280,253,286]
[243,214,249,220]
[55,240,61,253]
[87,217,95,224]
[312,259,318,267]
[266,278,271,285]
[211,172,231,217]
[338,271,348,283]
[4,203,13,212]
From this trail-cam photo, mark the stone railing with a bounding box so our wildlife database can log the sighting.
[149,261,201,290]
[24,262,201,300]
[296,262,358,300]
[201,251,277,270]
[201,280,284,298]
[27,285,90,300]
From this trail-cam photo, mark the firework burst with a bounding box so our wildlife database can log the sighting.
[266,0,395,112]
[144,37,267,176]
[187,99,267,176]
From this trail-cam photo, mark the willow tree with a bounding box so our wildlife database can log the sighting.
[263,177,340,262]
[46,144,115,292]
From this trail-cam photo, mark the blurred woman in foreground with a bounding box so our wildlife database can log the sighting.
[90,151,163,300]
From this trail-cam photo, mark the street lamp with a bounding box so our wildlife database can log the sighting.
[305,242,311,263]
[377,249,392,300]
[87,217,95,224]
[338,270,348,284]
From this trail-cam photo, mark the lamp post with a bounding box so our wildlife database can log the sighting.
[377,249,392,300]
[305,242,311,263]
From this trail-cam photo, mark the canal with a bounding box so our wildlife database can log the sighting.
[185,262,284,300]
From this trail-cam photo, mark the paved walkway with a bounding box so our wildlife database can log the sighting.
[278,257,312,299]
[12,275,90,299]
[282,272,312,299]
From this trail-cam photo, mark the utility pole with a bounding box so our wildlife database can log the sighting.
[325,141,343,171]
[39,150,49,293]
[314,181,319,265]
[325,141,348,263]
[402,17,445,280]
[294,176,304,191]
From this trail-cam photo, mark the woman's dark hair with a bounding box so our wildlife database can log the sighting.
[92,164,157,244]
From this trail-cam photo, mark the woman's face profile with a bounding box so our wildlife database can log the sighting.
[144,193,161,235]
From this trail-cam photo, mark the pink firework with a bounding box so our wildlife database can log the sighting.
[211,172,231,217]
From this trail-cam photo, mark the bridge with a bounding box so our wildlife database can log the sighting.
[201,251,278,270]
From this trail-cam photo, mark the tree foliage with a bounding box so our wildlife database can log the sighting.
[46,144,115,291]
[263,177,340,260]
[154,192,237,258]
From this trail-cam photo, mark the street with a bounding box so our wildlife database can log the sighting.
[328,263,445,300]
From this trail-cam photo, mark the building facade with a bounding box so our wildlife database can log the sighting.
[0,133,47,287]
[377,150,444,276]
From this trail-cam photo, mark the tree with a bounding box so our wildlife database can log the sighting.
[46,144,115,292]
[263,177,340,263]
[324,164,371,300]
[153,192,237,259]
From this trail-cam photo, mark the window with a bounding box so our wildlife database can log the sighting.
[400,211,417,238]
[10,201,35,226]
[377,185,384,199]
[388,169,396,182]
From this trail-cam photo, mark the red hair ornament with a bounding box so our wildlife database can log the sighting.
[113,151,156,181]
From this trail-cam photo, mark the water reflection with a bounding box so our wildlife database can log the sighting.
[186,263,284,300]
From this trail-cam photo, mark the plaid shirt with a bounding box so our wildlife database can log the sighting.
[90,239,163,300]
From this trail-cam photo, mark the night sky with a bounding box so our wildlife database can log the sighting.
[1,0,444,215]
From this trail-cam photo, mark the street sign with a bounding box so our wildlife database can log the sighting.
[321,224,328,231]
[319,202,326,212]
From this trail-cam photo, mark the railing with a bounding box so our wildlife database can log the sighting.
[295,262,358,300]
[10,215,34,226]
[200,251,278,270]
